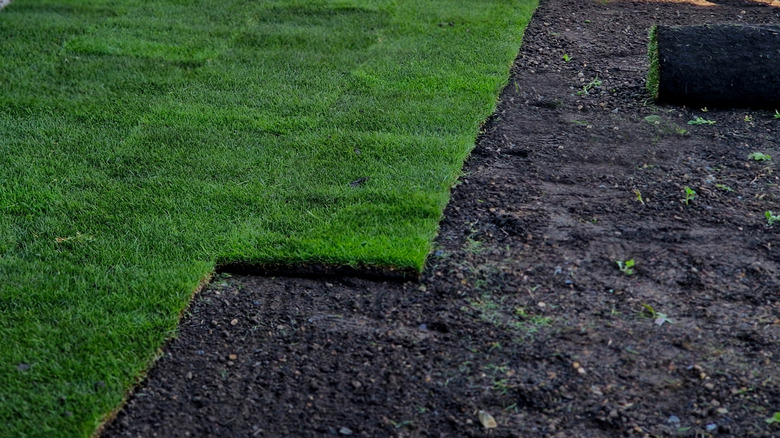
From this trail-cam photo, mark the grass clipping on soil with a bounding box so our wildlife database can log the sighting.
[0,0,537,435]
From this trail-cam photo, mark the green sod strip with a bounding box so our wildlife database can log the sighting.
[0,0,537,435]
[647,25,660,100]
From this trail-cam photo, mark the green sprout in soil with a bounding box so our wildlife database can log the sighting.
[392,420,414,429]
[577,76,602,95]
[774,110,780,119]
[616,259,635,275]
[562,54,571,62]
[465,237,485,254]
[766,211,779,227]
[748,152,772,161]
[683,186,696,205]
[716,184,734,192]
[643,115,689,136]
[744,115,753,123]
[640,303,673,326]
[767,412,780,424]
[633,189,645,205]
[688,116,716,125]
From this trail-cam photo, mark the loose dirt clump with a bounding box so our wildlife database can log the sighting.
[104,0,779,436]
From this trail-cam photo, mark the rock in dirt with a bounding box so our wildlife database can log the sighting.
[478,410,497,429]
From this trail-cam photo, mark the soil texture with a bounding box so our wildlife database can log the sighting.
[104,0,780,436]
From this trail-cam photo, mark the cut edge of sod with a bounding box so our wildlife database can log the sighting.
[216,260,420,281]
[88,269,215,438]
[91,258,418,434]
[647,25,660,101]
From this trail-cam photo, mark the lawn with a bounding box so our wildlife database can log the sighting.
[0,0,536,435]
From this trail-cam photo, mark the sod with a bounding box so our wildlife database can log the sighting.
[648,23,780,108]
[0,0,537,435]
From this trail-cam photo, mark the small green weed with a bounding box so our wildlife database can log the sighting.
[716,184,734,192]
[577,76,602,96]
[640,303,673,326]
[683,186,696,206]
[468,294,554,337]
[488,341,503,352]
[562,54,571,62]
[644,115,688,136]
[492,379,511,395]
[674,125,689,136]
[484,363,513,395]
[766,412,780,424]
[766,211,779,227]
[774,110,780,119]
[633,189,645,205]
[748,152,772,161]
[616,259,635,276]
[484,363,510,374]
[392,420,413,429]
[744,115,753,123]
[503,402,519,413]
[465,237,484,254]
[514,307,553,327]
[688,116,716,125]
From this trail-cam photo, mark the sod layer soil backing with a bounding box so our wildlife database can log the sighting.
[105,0,779,436]
[651,23,780,108]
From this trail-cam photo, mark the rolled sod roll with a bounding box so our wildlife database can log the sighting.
[647,24,780,109]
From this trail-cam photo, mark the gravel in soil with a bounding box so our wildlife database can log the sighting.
[103,0,780,436]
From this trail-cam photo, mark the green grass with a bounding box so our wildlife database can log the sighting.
[0,0,537,435]
[647,25,660,100]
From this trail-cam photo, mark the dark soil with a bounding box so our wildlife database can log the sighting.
[103,0,780,437]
